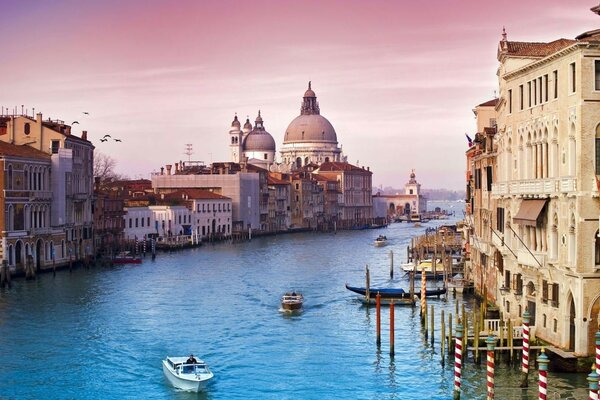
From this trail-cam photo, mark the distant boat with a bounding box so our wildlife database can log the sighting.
[162,356,214,392]
[113,251,142,265]
[281,292,303,311]
[374,235,387,247]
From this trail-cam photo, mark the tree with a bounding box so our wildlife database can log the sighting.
[94,152,127,188]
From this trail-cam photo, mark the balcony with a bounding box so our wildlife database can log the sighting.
[29,191,53,201]
[517,249,545,268]
[492,177,576,198]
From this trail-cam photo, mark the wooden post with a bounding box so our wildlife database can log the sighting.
[424,301,428,340]
[376,292,381,347]
[365,265,370,302]
[389,250,394,280]
[474,315,480,364]
[449,313,453,354]
[430,304,435,346]
[507,319,513,364]
[390,299,395,357]
[441,309,446,366]
[499,319,504,354]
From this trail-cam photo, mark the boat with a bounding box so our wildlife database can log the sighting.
[112,251,142,264]
[162,355,214,392]
[345,284,446,299]
[374,235,388,247]
[281,292,303,311]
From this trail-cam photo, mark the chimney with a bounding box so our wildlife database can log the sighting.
[175,162,179,173]
[81,130,87,141]
[367,166,370,171]
[160,167,164,175]
[166,164,172,175]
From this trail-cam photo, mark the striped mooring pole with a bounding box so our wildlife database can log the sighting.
[421,269,427,316]
[595,330,600,377]
[589,363,599,400]
[486,335,496,400]
[453,320,463,400]
[538,348,549,400]
[520,310,530,387]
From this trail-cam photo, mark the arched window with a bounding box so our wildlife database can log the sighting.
[595,230,600,266]
[551,214,558,261]
[295,157,301,169]
[8,244,13,266]
[304,157,309,165]
[24,123,30,135]
[569,123,576,176]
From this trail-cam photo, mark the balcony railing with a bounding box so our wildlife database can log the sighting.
[492,177,576,198]
[517,249,545,268]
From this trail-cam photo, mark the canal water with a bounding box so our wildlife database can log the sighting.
[0,202,588,399]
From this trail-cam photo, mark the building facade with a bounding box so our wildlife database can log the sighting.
[482,18,600,356]
[373,170,428,220]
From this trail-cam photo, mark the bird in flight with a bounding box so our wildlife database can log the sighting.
[72,121,79,125]
[82,112,89,115]
[100,138,107,142]
[114,138,122,142]
[102,134,111,138]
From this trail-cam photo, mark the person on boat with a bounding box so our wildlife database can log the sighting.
[291,291,297,297]
[186,354,197,364]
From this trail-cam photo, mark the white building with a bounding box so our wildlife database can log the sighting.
[229,112,276,170]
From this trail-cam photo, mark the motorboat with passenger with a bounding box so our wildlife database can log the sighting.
[162,355,214,392]
[281,292,304,311]
[374,235,388,247]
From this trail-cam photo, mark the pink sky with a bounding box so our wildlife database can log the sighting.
[1,0,598,190]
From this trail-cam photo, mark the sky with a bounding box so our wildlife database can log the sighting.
[1,0,598,190]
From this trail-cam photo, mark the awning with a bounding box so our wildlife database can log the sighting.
[513,199,547,226]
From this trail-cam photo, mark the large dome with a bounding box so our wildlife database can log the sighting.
[284,114,337,143]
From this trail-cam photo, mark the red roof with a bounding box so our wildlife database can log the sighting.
[477,99,498,107]
[0,141,51,160]
[267,175,288,185]
[501,38,575,58]
[318,161,372,174]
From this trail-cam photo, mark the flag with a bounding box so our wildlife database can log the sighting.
[465,133,473,147]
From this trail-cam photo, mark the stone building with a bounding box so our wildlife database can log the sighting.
[484,11,600,356]
[372,170,427,220]
[314,161,372,228]
[229,112,276,170]
[0,113,94,266]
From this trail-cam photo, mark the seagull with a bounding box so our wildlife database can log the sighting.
[83,112,89,115]
[100,138,107,142]
[114,138,122,142]
[102,134,111,138]
[72,121,79,125]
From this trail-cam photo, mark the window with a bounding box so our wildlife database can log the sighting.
[595,60,600,91]
[533,79,537,105]
[570,62,576,93]
[596,125,600,173]
[486,166,492,191]
[129,219,132,228]
[538,77,543,103]
[528,81,532,107]
[51,140,60,154]
[24,123,30,135]
[553,70,558,99]
[496,207,504,233]
[544,74,548,102]
[551,283,559,307]
[504,270,511,290]
[519,85,524,110]
[264,153,267,160]
[508,89,512,113]
[474,168,481,189]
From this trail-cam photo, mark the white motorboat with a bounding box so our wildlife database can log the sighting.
[374,235,387,247]
[162,355,214,392]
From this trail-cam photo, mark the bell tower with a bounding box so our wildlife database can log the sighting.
[229,114,242,163]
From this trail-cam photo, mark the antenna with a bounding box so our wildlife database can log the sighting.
[184,144,193,161]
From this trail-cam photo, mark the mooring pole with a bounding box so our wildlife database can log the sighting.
[454,320,463,400]
[390,299,395,357]
[486,335,496,400]
[376,292,381,347]
[538,348,549,400]
[588,363,599,400]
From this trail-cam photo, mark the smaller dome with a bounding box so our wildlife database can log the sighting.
[243,117,252,130]
[231,115,241,129]
[243,131,276,151]
[304,81,316,97]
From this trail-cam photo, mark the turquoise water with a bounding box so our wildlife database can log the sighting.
[0,204,588,399]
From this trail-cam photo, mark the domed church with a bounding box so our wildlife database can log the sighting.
[229,111,276,170]
[280,82,345,170]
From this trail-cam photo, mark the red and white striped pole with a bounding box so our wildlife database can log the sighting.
[537,348,549,400]
[595,330,600,377]
[520,310,530,387]
[589,362,599,400]
[486,335,496,400]
[453,320,463,400]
